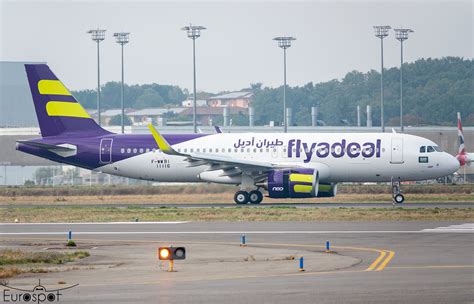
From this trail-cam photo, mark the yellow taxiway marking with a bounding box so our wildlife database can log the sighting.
[375,250,395,271]
[386,265,474,270]
[366,250,387,271]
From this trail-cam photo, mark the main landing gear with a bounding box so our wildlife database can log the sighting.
[391,178,405,204]
[234,190,263,204]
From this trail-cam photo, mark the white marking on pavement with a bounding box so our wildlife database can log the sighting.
[421,223,474,233]
[0,221,188,225]
[1,230,472,236]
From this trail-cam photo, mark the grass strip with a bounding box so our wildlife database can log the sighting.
[1,206,473,223]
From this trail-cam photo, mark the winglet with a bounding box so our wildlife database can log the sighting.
[148,124,180,155]
[214,125,223,133]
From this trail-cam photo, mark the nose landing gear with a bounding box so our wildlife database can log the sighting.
[391,178,405,204]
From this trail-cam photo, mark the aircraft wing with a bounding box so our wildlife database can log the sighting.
[148,124,295,172]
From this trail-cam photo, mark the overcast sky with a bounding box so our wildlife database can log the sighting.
[1,0,472,93]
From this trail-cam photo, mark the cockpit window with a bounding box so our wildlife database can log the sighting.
[419,146,426,153]
[433,146,442,152]
[427,146,435,153]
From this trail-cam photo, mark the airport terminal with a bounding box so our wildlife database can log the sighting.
[0,1,473,303]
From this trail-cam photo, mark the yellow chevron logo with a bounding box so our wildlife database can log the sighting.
[293,184,313,193]
[46,101,91,119]
[289,173,313,183]
[38,80,72,96]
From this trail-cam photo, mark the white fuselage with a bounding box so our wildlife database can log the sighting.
[100,132,460,183]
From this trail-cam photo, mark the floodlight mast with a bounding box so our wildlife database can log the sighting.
[394,28,414,133]
[373,25,391,133]
[87,29,106,126]
[114,32,130,134]
[182,24,206,134]
[273,36,296,133]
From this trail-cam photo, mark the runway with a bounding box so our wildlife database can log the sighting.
[1,221,473,303]
[2,202,473,209]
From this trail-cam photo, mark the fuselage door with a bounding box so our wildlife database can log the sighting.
[100,138,113,164]
[390,138,404,164]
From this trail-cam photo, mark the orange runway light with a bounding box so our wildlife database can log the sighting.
[159,248,170,260]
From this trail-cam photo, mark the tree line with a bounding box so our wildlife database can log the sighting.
[72,57,473,126]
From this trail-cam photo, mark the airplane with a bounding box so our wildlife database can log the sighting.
[16,64,460,204]
[456,112,473,167]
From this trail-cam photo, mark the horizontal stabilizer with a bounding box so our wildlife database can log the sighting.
[17,140,77,157]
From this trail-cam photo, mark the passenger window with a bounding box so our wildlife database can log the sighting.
[427,146,435,153]
[203,148,206,153]
[419,146,426,153]
[127,148,131,153]
[139,148,144,153]
[222,148,225,153]
[120,148,125,153]
[146,148,150,153]
[228,148,231,152]
[133,148,137,153]
[253,148,257,153]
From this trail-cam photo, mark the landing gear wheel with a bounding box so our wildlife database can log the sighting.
[394,194,405,204]
[234,191,249,204]
[248,190,263,204]
[391,177,404,204]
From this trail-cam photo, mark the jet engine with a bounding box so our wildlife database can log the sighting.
[316,182,337,197]
[265,169,319,198]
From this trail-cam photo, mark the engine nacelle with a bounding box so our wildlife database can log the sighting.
[316,182,337,197]
[267,169,319,198]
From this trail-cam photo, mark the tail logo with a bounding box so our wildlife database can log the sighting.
[38,80,72,96]
[46,101,91,118]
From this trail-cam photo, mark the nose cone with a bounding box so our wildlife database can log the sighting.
[446,153,460,174]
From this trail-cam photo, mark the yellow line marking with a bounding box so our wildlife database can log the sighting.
[375,250,395,271]
[366,250,386,271]
[387,265,474,270]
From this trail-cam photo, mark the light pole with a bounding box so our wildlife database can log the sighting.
[273,36,296,133]
[394,28,414,133]
[113,32,130,134]
[182,24,206,134]
[373,25,391,133]
[87,29,106,126]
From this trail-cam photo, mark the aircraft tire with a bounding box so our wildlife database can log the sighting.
[394,194,405,204]
[234,191,250,204]
[249,190,263,204]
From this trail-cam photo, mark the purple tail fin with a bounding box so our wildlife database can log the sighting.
[25,64,109,137]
